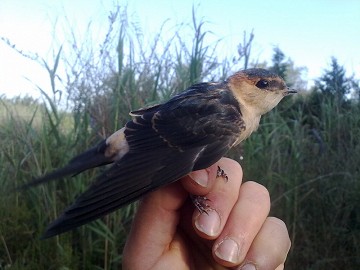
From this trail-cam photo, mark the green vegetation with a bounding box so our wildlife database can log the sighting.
[1,6,359,270]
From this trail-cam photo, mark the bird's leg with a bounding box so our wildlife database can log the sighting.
[217,166,228,182]
[190,194,211,214]
[190,166,228,214]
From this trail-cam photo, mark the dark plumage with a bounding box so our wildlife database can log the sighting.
[20,68,296,238]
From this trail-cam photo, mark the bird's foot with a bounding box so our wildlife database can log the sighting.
[217,166,228,182]
[190,194,211,214]
[190,166,227,214]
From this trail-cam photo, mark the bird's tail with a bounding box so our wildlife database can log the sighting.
[17,140,113,190]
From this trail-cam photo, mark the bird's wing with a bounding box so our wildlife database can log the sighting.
[147,83,244,169]
[42,83,244,238]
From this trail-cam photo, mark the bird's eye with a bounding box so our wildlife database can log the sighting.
[256,79,269,89]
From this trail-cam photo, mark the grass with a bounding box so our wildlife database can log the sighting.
[239,95,360,269]
[1,6,359,270]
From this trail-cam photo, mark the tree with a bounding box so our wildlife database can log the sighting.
[270,47,287,79]
[269,47,307,90]
[314,57,351,105]
[350,77,360,102]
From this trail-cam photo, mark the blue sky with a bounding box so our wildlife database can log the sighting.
[1,0,359,98]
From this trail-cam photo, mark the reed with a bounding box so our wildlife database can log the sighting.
[0,7,359,270]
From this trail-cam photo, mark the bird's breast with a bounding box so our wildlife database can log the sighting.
[233,111,261,146]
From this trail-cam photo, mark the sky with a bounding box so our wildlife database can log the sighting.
[1,0,359,99]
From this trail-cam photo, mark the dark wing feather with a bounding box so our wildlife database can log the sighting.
[42,82,244,238]
[43,141,202,238]
[18,140,112,190]
[152,82,243,168]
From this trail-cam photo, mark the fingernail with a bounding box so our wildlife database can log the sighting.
[189,170,208,187]
[214,238,240,263]
[195,210,221,236]
[241,263,257,270]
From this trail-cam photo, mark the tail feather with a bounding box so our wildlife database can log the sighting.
[18,140,113,190]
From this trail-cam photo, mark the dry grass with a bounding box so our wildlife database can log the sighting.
[1,6,359,270]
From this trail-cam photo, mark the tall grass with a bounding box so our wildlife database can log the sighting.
[239,94,360,269]
[1,6,359,270]
[1,7,226,270]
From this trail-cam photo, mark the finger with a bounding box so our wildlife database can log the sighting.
[122,182,189,269]
[212,181,271,267]
[237,217,291,270]
[181,161,219,195]
[192,158,243,239]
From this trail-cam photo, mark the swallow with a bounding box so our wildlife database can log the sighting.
[21,68,297,238]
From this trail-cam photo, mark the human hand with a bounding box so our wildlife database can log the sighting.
[122,158,291,269]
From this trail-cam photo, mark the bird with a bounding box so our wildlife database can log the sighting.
[21,68,297,238]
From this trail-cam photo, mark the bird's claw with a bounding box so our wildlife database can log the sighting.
[217,166,228,182]
[190,194,212,214]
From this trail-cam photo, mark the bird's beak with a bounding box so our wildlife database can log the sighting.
[285,87,297,95]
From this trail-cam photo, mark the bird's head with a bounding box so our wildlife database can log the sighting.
[227,68,297,116]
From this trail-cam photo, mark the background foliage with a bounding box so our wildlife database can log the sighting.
[1,6,359,270]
